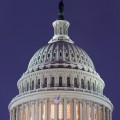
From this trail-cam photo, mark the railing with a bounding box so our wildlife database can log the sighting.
[12,87,110,102]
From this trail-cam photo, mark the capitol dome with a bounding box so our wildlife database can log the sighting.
[9,1,113,120]
[27,41,95,74]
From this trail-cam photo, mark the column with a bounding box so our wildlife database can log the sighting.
[91,103,95,120]
[82,101,86,120]
[70,100,74,120]
[21,104,24,120]
[103,106,105,120]
[74,99,76,120]
[12,108,15,120]
[16,106,19,120]
[35,100,39,120]
[39,101,42,120]
[98,105,101,120]
[55,103,58,120]
[45,100,48,120]
[80,101,82,120]
[11,110,13,120]
[32,101,35,120]
[10,110,12,120]
[107,108,110,120]
[19,107,21,120]
[110,110,112,120]
[47,75,51,88]
[25,102,30,120]
[64,99,67,120]
[47,99,50,120]
[86,102,90,120]
[40,76,42,88]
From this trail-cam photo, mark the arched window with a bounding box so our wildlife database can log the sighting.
[27,83,29,91]
[31,81,34,90]
[60,27,62,34]
[60,52,62,57]
[81,79,84,89]
[53,52,56,57]
[51,77,54,87]
[88,81,90,90]
[22,84,24,93]
[67,77,71,87]
[97,85,99,93]
[59,102,63,119]
[43,78,47,88]
[74,78,78,87]
[66,52,68,57]
[93,83,95,91]
[59,77,62,87]
[38,79,40,88]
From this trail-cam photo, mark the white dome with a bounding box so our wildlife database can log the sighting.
[27,41,95,74]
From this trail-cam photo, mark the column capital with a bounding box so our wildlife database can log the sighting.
[94,104,98,109]
[98,105,102,110]
[107,108,110,112]
[31,100,36,105]
[86,101,91,106]
[20,105,23,110]
[25,102,29,107]
[39,99,43,103]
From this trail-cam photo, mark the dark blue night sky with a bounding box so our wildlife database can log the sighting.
[0,0,119,119]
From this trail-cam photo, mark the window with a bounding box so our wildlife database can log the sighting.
[67,103,71,119]
[93,83,95,91]
[50,104,55,119]
[74,78,78,87]
[71,53,74,57]
[22,84,24,93]
[81,79,84,89]
[60,27,62,34]
[48,53,50,58]
[43,78,47,88]
[67,77,71,87]
[59,77,62,87]
[59,102,63,119]
[38,79,40,88]
[31,81,34,90]
[60,52,62,57]
[88,81,90,90]
[53,53,56,57]
[27,83,29,91]
[51,77,54,87]
[66,53,68,57]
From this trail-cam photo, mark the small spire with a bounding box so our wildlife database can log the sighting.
[58,0,65,20]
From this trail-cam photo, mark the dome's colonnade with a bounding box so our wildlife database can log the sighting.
[9,1,113,120]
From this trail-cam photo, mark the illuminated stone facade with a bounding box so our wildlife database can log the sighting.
[8,1,113,120]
